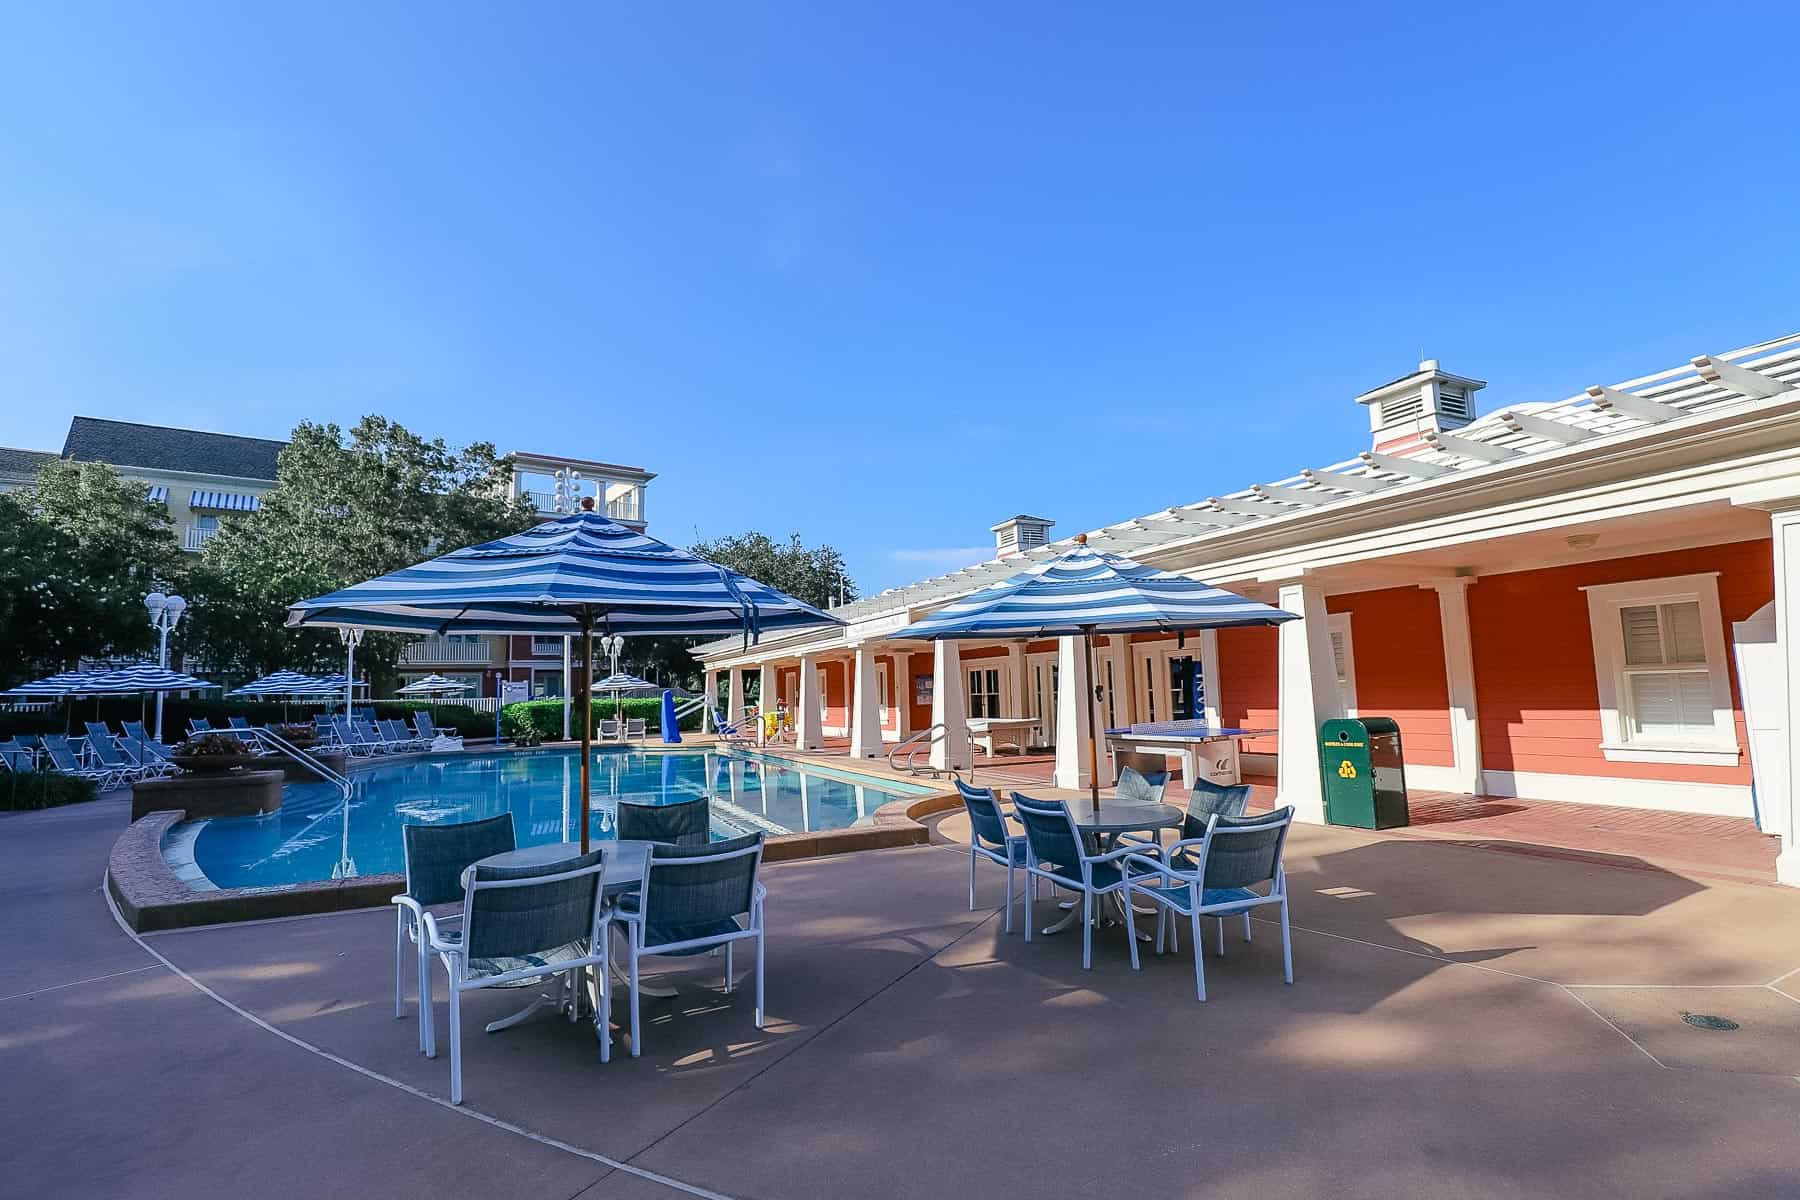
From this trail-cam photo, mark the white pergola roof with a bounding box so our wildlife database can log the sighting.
[697,332,1800,662]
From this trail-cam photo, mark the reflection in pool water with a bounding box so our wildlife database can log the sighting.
[182,748,930,890]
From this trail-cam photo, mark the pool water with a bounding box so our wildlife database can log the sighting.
[181,748,933,890]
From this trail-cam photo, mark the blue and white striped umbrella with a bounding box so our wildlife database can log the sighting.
[286,511,840,641]
[83,664,218,694]
[892,540,1296,802]
[395,674,470,696]
[594,671,658,695]
[893,542,1297,640]
[229,669,327,697]
[304,673,369,695]
[1,670,108,697]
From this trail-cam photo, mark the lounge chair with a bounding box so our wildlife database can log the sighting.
[422,846,610,1103]
[597,718,623,744]
[954,778,1027,933]
[1121,807,1296,1002]
[379,719,428,752]
[711,708,755,748]
[616,795,710,847]
[120,722,179,766]
[357,719,403,755]
[412,711,463,749]
[607,832,766,1058]
[39,734,123,790]
[393,814,516,1056]
[329,716,380,758]
[0,738,38,772]
[1012,791,1153,970]
[81,723,156,783]
[625,717,648,741]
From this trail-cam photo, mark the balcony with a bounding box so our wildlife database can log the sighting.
[400,637,497,666]
[183,526,219,552]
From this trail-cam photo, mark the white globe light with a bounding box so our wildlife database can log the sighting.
[165,594,188,617]
[145,591,166,617]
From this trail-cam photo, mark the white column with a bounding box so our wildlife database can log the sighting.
[1197,629,1222,725]
[757,663,776,745]
[1430,580,1485,795]
[701,670,718,733]
[1276,579,1345,824]
[929,640,970,772]
[797,653,824,750]
[850,644,882,759]
[1005,642,1026,717]
[1771,509,1800,886]
[1054,634,1116,790]
[892,652,913,740]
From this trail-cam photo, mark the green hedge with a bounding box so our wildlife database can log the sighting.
[500,698,701,740]
[0,698,490,741]
[1,769,99,811]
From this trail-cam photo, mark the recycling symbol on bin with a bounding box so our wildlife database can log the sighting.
[1337,759,1357,779]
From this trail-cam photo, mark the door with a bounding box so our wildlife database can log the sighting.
[1168,654,1204,722]
[1026,652,1058,747]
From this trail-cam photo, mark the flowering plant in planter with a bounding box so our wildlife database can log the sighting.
[273,723,319,747]
[176,733,247,758]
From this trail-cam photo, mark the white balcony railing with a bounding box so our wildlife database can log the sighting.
[183,526,219,551]
[400,637,497,666]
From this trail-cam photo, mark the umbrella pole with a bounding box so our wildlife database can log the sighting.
[1083,626,1101,807]
[580,612,594,854]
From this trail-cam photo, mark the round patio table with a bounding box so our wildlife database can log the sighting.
[471,838,674,1033]
[1040,797,1182,936]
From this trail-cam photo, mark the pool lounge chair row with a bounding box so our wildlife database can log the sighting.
[307,713,462,758]
[0,724,182,790]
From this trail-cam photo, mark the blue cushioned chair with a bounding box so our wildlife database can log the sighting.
[953,777,1026,933]
[393,814,517,1054]
[1012,791,1151,970]
[422,846,610,1103]
[607,832,766,1058]
[1121,807,1295,1002]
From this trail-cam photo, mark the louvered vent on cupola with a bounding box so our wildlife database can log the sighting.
[1354,358,1487,454]
[992,515,1053,558]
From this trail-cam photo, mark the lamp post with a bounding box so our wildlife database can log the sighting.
[339,627,364,718]
[144,591,187,742]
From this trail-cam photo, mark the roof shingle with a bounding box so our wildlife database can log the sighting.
[61,417,284,481]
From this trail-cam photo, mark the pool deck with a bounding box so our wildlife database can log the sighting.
[7,793,1800,1197]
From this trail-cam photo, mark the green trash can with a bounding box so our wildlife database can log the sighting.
[1319,717,1410,830]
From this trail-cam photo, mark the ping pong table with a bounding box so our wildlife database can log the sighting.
[1103,721,1274,788]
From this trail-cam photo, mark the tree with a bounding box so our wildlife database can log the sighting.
[627,532,856,689]
[0,461,187,686]
[185,416,537,685]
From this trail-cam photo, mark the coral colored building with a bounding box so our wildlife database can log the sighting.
[697,334,1800,886]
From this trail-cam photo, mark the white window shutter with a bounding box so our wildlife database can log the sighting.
[1662,601,1706,664]
[1620,605,1664,666]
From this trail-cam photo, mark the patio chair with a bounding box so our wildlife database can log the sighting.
[422,847,610,1104]
[413,711,463,748]
[616,795,710,847]
[1012,791,1151,969]
[953,777,1026,933]
[329,716,380,758]
[1120,807,1295,1002]
[393,813,518,1055]
[80,724,154,784]
[597,718,623,744]
[625,717,648,740]
[120,721,178,765]
[1115,764,1170,803]
[607,832,767,1058]
[39,734,122,790]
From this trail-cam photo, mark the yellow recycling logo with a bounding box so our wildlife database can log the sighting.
[1336,759,1357,779]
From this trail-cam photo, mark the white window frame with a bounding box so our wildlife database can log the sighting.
[530,635,563,657]
[1327,613,1358,717]
[1582,572,1741,766]
[876,662,890,721]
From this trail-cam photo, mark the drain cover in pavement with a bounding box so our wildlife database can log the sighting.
[1681,1013,1740,1031]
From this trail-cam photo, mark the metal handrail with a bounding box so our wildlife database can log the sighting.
[888,723,973,779]
[249,726,351,798]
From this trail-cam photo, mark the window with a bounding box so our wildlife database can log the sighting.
[876,662,890,720]
[1327,613,1357,716]
[1583,573,1740,765]
[967,667,1001,718]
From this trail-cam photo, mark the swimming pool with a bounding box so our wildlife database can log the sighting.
[173,748,936,891]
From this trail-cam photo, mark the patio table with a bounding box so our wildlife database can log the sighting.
[471,838,676,1033]
[1040,797,1181,936]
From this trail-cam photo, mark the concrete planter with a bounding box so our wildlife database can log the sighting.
[131,769,285,822]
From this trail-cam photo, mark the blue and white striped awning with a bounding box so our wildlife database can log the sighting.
[2,670,109,697]
[144,486,169,504]
[892,543,1298,640]
[189,490,261,512]
[395,674,471,695]
[228,669,329,697]
[287,511,842,641]
[83,663,219,694]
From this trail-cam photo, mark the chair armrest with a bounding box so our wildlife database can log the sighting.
[1121,852,1183,886]
[753,881,769,902]
[1114,831,1163,850]
[1085,841,1159,866]
[421,910,459,955]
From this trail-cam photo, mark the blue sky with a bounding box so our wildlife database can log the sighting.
[3,2,1797,593]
